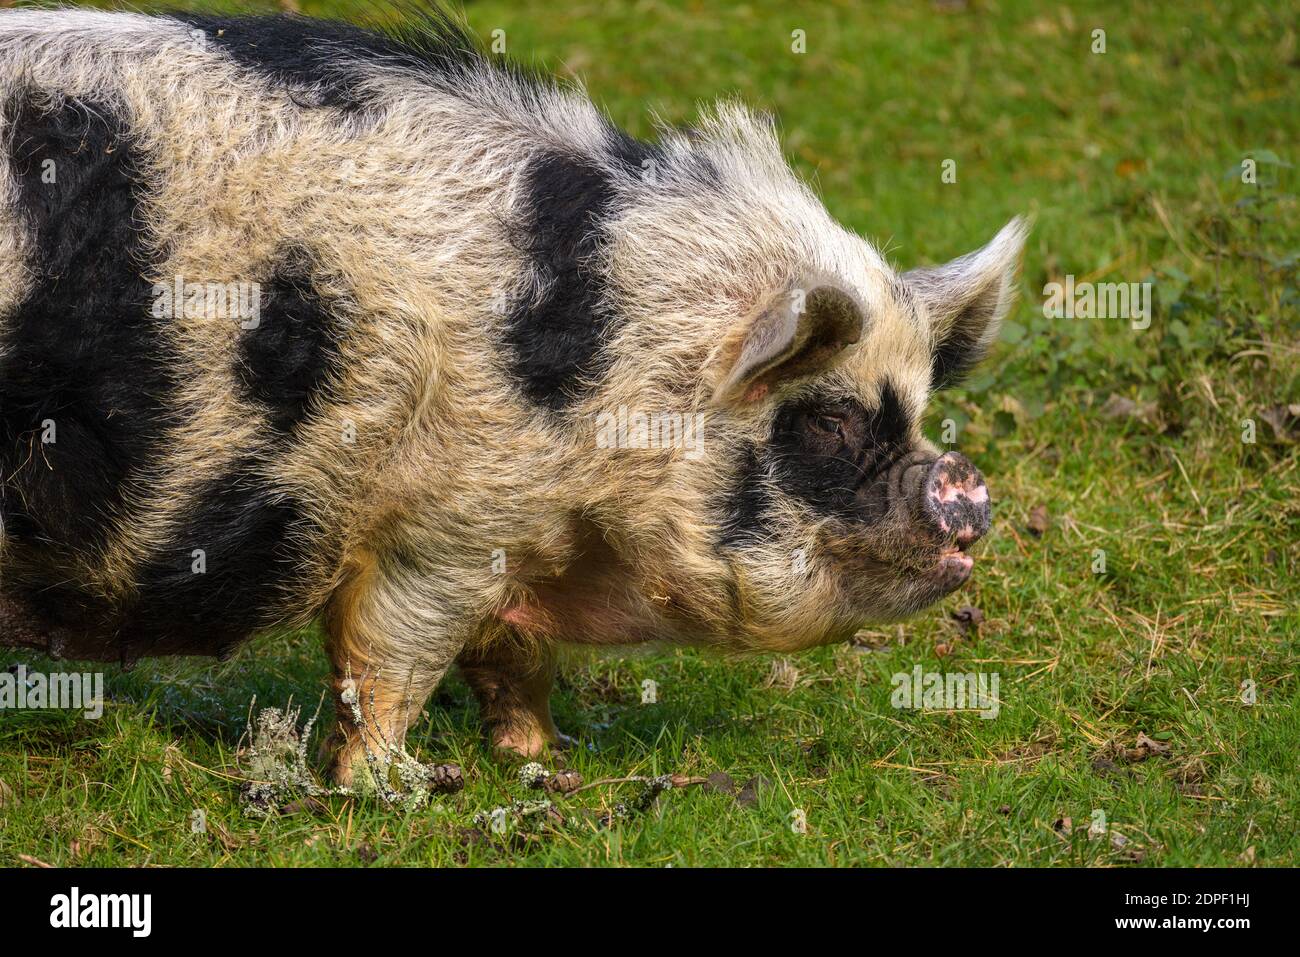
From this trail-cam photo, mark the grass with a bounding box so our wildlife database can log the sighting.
[1,0,1297,866]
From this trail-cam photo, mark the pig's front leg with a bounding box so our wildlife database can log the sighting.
[457,640,569,759]
[321,551,463,787]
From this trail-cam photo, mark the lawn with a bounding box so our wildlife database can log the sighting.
[0,0,1296,867]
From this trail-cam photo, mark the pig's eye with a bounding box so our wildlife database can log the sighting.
[773,401,864,458]
[808,414,844,438]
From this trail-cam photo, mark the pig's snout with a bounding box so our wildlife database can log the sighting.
[895,451,991,548]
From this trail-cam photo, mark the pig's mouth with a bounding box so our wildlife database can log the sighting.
[923,544,976,589]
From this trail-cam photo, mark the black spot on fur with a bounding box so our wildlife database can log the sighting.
[0,91,176,557]
[503,150,624,410]
[0,93,323,657]
[604,125,662,178]
[718,383,913,544]
[717,444,774,547]
[124,457,320,655]
[235,268,346,434]
[173,10,533,112]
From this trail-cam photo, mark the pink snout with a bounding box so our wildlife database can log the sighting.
[920,452,991,548]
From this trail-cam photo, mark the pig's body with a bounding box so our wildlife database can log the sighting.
[0,10,1024,780]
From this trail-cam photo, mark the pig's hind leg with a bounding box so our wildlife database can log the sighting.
[457,639,569,759]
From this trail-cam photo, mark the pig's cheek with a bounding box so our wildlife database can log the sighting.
[852,477,893,525]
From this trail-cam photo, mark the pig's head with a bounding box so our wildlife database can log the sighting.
[580,109,1029,652]
[690,217,1028,651]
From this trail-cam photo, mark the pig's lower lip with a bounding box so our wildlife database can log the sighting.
[926,548,974,591]
[892,549,974,614]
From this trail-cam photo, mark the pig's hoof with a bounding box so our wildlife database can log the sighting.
[491,727,575,761]
[325,750,368,789]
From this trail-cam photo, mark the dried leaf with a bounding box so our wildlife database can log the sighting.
[1027,505,1050,537]
[542,769,583,795]
[1118,732,1172,764]
[1258,404,1300,443]
[1135,732,1172,756]
[763,658,800,691]
[950,606,984,639]
[1100,394,1158,424]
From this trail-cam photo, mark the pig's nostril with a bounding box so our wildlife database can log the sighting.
[890,450,937,505]
[898,462,930,508]
[920,452,991,546]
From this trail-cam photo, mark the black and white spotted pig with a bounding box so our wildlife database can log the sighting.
[0,9,1024,782]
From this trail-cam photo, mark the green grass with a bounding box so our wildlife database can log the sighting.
[1,0,1297,866]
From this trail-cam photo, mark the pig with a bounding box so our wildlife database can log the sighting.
[0,9,1025,783]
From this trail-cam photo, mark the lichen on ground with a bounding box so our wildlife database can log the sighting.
[236,696,463,818]
[238,701,329,819]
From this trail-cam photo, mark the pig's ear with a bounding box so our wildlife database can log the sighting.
[711,274,866,405]
[903,216,1028,390]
